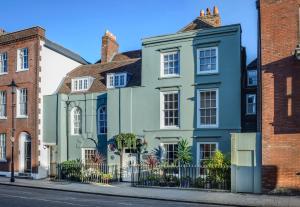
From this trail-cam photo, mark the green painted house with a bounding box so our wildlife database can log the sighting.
[43,9,245,180]
[43,30,142,176]
[106,8,245,177]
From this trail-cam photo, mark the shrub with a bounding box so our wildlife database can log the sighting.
[60,160,82,181]
[203,151,230,185]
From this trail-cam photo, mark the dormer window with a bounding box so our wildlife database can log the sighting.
[72,77,93,92]
[107,73,127,88]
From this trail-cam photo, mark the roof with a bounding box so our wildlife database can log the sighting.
[95,49,141,64]
[0,26,89,65]
[247,59,257,69]
[178,17,214,32]
[58,56,141,94]
[0,26,45,45]
[44,39,89,65]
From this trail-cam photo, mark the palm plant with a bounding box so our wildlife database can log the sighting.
[177,139,192,165]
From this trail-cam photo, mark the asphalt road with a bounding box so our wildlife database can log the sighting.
[0,185,234,207]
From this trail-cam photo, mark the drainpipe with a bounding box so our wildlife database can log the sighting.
[56,94,59,146]
[84,93,87,136]
[65,96,71,161]
[119,88,121,134]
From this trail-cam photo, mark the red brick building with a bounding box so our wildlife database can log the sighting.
[259,0,300,192]
[0,27,88,178]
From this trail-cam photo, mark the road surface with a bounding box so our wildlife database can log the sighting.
[0,185,234,207]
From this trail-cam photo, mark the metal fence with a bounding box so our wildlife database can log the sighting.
[131,164,231,190]
[50,163,119,184]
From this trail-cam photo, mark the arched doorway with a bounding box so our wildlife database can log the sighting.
[19,132,31,173]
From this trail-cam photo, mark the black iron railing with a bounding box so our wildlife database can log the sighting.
[131,164,230,190]
[50,162,119,184]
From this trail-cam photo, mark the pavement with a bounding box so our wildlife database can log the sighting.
[0,177,300,207]
[0,185,226,207]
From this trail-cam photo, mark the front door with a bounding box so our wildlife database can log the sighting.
[122,149,137,182]
[24,141,31,173]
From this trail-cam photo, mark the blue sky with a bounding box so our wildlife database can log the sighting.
[2,0,257,63]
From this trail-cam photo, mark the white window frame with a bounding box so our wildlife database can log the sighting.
[81,148,97,164]
[71,107,82,135]
[17,48,29,72]
[0,91,6,119]
[71,77,93,92]
[106,73,127,89]
[0,133,6,162]
[246,94,256,115]
[247,70,257,86]
[97,106,107,135]
[197,47,218,75]
[16,88,28,118]
[197,88,219,128]
[0,52,8,75]
[160,142,178,165]
[160,91,180,129]
[196,142,219,166]
[160,51,180,78]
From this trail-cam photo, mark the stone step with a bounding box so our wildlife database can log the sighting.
[16,173,33,179]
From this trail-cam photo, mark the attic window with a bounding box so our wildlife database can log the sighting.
[72,77,93,92]
[107,73,127,89]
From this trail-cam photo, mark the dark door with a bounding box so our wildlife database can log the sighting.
[24,141,31,173]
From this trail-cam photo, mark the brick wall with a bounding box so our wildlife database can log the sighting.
[260,0,300,192]
[0,28,44,174]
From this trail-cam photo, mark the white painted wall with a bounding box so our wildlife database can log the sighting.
[38,40,84,178]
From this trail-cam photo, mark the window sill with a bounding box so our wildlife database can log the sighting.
[197,125,219,129]
[0,72,8,76]
[160,126,180,130]
[158,75,180,80]
[71,134,81,136]
[16,68,29,72]
[0,159,7,163]
[16,115,28,119]
[0,117,7,120]
[197,72,219,76]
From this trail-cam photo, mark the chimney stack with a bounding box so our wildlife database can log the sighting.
[101,30,119,63]
[199,6,221,27]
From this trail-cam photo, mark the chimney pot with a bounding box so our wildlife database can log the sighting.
[206,8,211,16]
[200,10,205,17]
[213,6,219,15]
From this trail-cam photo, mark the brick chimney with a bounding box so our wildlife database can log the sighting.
[101,30,119,63]
[0,28,6,36]
[199,6,221,27]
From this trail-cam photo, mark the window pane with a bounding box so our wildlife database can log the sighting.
[162,52,179,76]
[199,90,217,126]
[198,48,218,73]
[163,92,179,127]
[0,134,6,160]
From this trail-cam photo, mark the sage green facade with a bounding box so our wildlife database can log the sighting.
[43,93,107,163]
[107,25,243,165]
